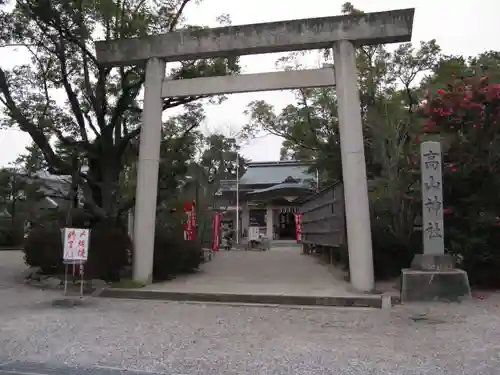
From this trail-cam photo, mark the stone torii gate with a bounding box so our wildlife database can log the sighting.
[95,8,415,293]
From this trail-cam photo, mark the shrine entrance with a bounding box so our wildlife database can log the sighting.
[94,8,415,293]
[278,212,296,240]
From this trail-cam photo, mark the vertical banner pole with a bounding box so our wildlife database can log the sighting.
[236,154,240,244]
[79,263,84,298]
[211,214,216,252]
[64,263,68,296]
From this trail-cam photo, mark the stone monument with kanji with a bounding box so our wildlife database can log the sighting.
[401,141,471,302]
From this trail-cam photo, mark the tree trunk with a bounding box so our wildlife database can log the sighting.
[10,173,16,228]
[86,155,121,220]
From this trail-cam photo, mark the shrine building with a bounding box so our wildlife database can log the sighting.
[216,160,318,240]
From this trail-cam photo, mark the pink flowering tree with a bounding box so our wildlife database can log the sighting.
[420,67,500,286]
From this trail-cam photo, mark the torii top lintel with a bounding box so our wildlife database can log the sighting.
[95,8,415,67]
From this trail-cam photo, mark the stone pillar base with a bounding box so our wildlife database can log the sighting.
[410,253,456,271]
[401,254,471,302]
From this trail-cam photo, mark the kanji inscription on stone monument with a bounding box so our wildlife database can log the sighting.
[420,141,445,255]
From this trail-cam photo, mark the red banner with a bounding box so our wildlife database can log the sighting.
[294,212,304,243]
[211,213,222,251]
[183,201,197,240]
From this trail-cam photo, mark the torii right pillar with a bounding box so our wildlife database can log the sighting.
[333,40,375,293]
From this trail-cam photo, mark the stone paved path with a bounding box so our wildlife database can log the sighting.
[146,245,358,297]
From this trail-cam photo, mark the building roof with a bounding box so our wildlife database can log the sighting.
[239,160,314,186]
[16,170,79,210]
[247,182,315,200]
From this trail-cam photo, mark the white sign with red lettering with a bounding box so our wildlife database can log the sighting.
[63,228,90,261]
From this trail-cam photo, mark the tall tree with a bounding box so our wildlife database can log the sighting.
[0,0,240,219]
[243,88,341,184]
[199,133,246,181]
[418,53,500,286]
[15,142,48,175]
[183,131,247,209]
[0,167,42,228]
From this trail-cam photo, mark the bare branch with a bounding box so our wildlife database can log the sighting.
[0,67,67,172]
[24,0,99,66]
[24,44,52,118]
[169,0,191,32]
[82,111,100,138]
[109,68,144,135]
[81,53,98,138]
[54,41,89,142]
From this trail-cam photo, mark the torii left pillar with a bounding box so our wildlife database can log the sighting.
[133,58,165,283]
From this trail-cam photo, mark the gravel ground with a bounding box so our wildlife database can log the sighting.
[2,251,500,374]
[1,290,500,375]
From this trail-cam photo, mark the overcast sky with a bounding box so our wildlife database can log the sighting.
[0,0,499,166]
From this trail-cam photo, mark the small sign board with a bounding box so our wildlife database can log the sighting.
[248,226,260,242]
[62,228,90,263]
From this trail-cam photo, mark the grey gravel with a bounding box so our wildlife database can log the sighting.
[1,290,500,374]
[2,251,500,374]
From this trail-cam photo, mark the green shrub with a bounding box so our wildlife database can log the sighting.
[153,231,203,281]
[0,218,24,248]
[371,218,418,280]
[84,220,131,281]
[23,219,131,281]
[336,217,418,282]
[23,226,63,273]
[445,216,500,288]
[24,217,201,282]
[419,72,500,288]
